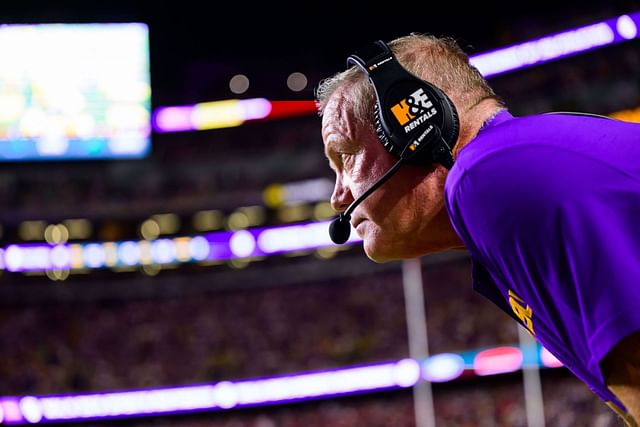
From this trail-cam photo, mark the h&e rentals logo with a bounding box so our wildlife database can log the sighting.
[390,88,438,133]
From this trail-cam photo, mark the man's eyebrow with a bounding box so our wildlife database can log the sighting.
[326,136,357,153]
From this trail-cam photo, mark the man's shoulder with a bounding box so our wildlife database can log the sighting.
[445,111,633,200]
[453,112,575,171]
[444,113,640,259]
[458,111,640,172]
[446,140,572,207]
[444,135,604,250]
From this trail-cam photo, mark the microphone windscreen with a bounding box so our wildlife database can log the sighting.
[329,215,351,244]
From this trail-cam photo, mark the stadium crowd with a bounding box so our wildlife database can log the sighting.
[0,257,516,395]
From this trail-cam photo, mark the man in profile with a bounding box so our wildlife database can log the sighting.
[317,33,640,425]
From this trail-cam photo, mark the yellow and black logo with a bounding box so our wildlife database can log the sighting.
[508,289,535,336]
[389,88,438,133]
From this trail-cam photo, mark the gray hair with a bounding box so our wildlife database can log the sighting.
[315,34,503,126]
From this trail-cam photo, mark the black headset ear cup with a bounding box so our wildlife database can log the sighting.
[449,104,460,146]
[374,90,459,160]
[373,103,393,154]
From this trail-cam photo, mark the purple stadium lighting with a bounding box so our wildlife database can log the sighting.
[204,221,361,261]
[0,221,361,272]
[254,221,360,255]
[228,230,256,258]
[470,12,640,77]
[2,399,21,423]
[0,360,417,424]
[153,98,271,133]
[152,106,193,132]
[0,342,563,424]
[4,244,70,272]
[0,220,360,272]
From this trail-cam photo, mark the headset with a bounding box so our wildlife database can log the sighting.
[348,40,460,168]
[329,40,461,244]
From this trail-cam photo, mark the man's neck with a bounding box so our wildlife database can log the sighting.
[453,100,504,160]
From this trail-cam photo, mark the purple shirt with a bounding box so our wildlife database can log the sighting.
[445,110,640,408]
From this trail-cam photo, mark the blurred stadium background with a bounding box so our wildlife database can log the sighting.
[0,1,639,426]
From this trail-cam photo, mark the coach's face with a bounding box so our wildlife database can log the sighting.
[322,85,463,262]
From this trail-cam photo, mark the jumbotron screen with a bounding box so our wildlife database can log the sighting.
[0,23,151,161]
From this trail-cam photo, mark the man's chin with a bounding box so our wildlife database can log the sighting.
[362,239,398,263]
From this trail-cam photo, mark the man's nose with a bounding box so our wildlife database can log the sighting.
[330,176,354,213]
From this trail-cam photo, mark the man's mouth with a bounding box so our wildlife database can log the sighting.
[352,218,366,229]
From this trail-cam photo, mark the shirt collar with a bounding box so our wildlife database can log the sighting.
[479,109,513,132]
[455,109,513,159]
